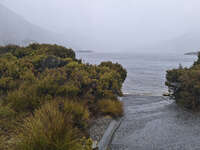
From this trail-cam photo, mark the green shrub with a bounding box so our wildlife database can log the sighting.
[56,84,80,97]
[0,105,16,119]
[0,43,126,149]
[0,44,127,105]
[99,61,127,82]
[62,100,90,129]
[98,99,123,118]
[97,71,123,98]
[0,45,20,55]
[0,77,16,93]
[45,44,75,59]
[27,43,76,59]
[166,53,200,109]
[0,136,7,150]
[12,47,32,58]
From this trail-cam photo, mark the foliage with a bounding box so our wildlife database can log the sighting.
[27,43,76,59]
[98,99,124,118]
[0,104,16,119]
[15,100,92,150]
[62,100,90,130]
[166,53,200,109]
[99,61,127,82]
[0,43,126,149]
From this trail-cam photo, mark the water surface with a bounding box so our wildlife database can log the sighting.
[110,95,200,150]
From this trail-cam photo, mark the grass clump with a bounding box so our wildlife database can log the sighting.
[98,99,124,118]
[62,101,90,129]
[15,100,92,150]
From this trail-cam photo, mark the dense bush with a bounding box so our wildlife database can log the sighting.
[0,43,127,149]
[99,61,127,82]
[166,53,200,109]
[62,100,90,129]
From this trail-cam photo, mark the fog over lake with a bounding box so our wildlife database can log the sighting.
[1,0,200,53]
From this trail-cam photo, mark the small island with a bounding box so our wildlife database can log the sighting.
[76,50,93,53]
[184,51,199,55]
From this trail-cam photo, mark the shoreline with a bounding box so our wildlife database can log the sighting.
[94,95,172,150]
[89,116,122,150]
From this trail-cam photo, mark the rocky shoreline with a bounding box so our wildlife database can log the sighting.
[89,116,113,143]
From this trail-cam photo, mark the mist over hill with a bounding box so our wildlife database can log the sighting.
[152,32,200,53]
[1,1,200,53]
[0,3,65,46]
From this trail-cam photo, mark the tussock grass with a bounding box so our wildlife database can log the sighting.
[98,99,123,118]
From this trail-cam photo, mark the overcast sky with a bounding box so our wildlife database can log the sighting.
[1,0,200,52]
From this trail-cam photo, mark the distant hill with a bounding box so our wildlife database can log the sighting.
[76,50,93,53]
[0,3,65,46]
[154,32,200,52]
[184,52,199,55]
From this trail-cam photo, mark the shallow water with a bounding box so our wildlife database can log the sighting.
[110,95,200,150]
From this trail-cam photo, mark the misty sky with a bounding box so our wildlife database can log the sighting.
[1,0,200,52]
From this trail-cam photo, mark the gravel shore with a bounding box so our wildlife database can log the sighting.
[89,116,113,142]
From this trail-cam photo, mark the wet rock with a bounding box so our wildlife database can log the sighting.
[163,92,170,97]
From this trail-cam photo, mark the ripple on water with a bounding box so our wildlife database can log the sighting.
[111,95,200,150]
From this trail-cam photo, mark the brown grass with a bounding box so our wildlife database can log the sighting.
[15,100,92,150]
[98,99,123,118]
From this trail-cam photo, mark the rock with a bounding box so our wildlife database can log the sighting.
[163,92,170,96]
[92,141,98,149]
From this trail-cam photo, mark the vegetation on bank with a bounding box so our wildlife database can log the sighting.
[166,53,200,110]
[0,43,127,150]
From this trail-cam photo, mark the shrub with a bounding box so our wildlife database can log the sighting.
[62,100,90,130]
[45,44,75,59]
[27,43,76,59]
[0,105,16,119]
[99,61,127,82]
[97,71,123,98]
[0,45,20,55]
[98,99,123,118]
[0,43,126,149]
[56,84,80,97]
[0,136,7,150]
[12,47,32,58]
[15,100,92,150]
[166,53,200,109]
[0,44,127,106]
[0,104,17,135]
[32,55,67,71]
[0,77,16,93]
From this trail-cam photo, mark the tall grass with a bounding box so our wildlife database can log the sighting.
[98,99,123,118]
[15,100,92,150]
